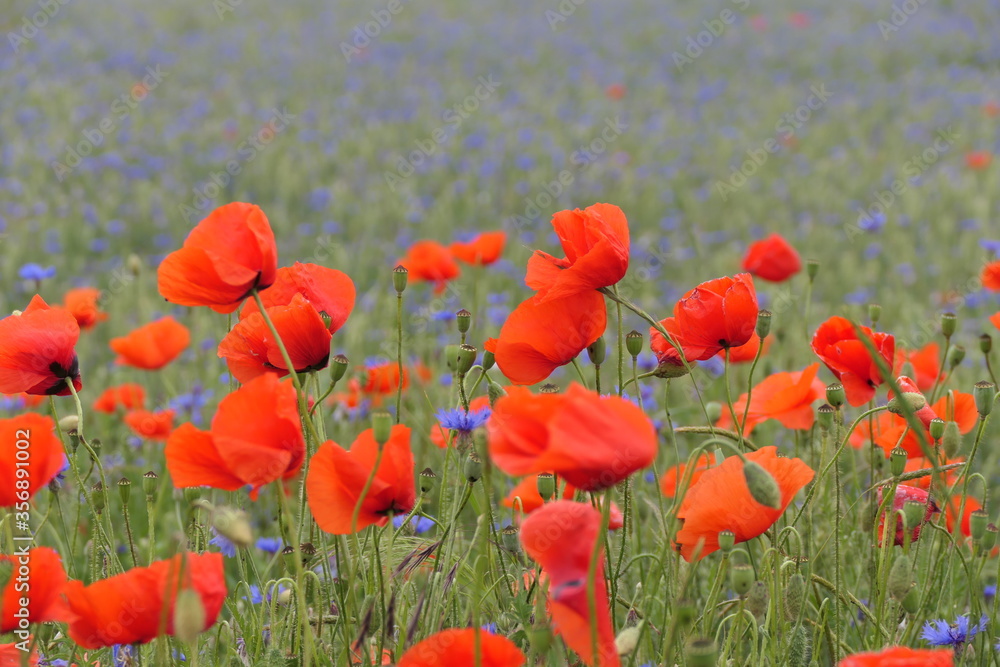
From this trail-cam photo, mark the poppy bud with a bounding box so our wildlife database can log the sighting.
[625,330,643,357]
[788,625,812,667]
[455,309,472,334]
[419,467,437,494]
[890,447,907,477]
[929,418,945,441]
[981,333,993,355]
[805,259,819,281]
[92,482,106,513]
[539,383,560,394]
[947,345,965,370]
[743,460,781,509]
[942,420,962,458]
[901,584,920,614]
[456,344,476,375]
[817,404,836,432]
[731,563,754,596]
[0,560,12,590]
[868,303,882,327]
[614,622,643,656]
[501,525,519,554]
[902,499,927,530]
[887,392,927,416]
[118,477,131,505]
[747,580,769,618]
[982,524,998,551]
[444,344,461,372]
[536,472,556,501]
[482,349,495,371]
[586,337,606,366]
[127,253,143,277]
[825,383,845,408]
[940,312,957,338]
[675,600,696,627]
[755,309,772,339]
[784,573,806,620]
[527,626,552,655]
[213,507,253,549]
[330,354,349,382]
[59,414,79,433]
[487,380,506,406]
[718,530,736,553]
[685,639,717,667]
[970,509,989,542]
[464,451,482,483]
[974,380,995,418]
[392,265,408,294]
[372,411,393,447]
[142,470,159,497]
[704,401,722,423]
[173,588,207,645]
[888,553,913,601]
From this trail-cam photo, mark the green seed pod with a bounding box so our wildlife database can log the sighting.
[625,330,643,357]
[887,392,927,415]
[282,545,298,573]
[539,383,560,394]
[501,525,520,554]
[787,625,812,667]
[419,467,437,494]
[91,482,106,513]
[974,380,995,418]
[868,303,882,327]
[982,524,998,551]
[888,553,913,601]
[718,530,736,553]
[785,573,806,621]
[731,563,754,596]
[487,380,506,406]
[981,333,993,354]
[142,470,158,497]
[890,447,907,477]
[456,344,477,375]
[817,404,836,432]
[536,472,556,501]
[806,259,819,281]
[481,349,495,371]
[705,401,722,424]
[747,580,770,618]
[117,477,132,505]
[685,638,717,667]
[173,588,207,644]
[455,309,472,334]
[444,344,461,372]
[372,411,393,446]
[940,312,957,338]
[464,451,482,483]
[970,509,989,542]
[942,420,962,458]
[330,354,349,382]
[902,500,926,530]
[755,309,772,339]
[947,345,965,370]
[901,584,920,614]
[586,337,606,366]
[675,600,696,627]
[929,418,945,441]
[826,383,846,408]
[743,460,781,509]
[392,265,408,294]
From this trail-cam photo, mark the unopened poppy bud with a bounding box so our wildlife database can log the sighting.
[58,415,79,433]
[419,467,436,494]
[142,470,158,497]
[888,554,913,601]
[173,588,206,644]
[539,383,560,394]
[675,600,696,626]
[372,411,392,446]
[887,392,927,416]
[685,638,717,667]
[946,347,965,374]
[731,563,754,596]
[718,530,736,553]
[118,477,131,505]
[902,499,927,530]
[487,380,506,406]
[755,309,772,339]
[614,622,643,656]
[501,525,519,553]
[806,259,819,281]
[890,447,907,477]
[970,509,989,542]
[625,330,643,357]
[868,303,882,326]
[743,460,781,509]
[982,524,998,551]
[536,472,556,501]
[929,418,945,441]
[444,344,460,372]
[940,312,957,338]
[704,401,722,423]
[826,383,845,408]
[901,584,920,614]
[213,507,253,548]
[482,349,495,371]
[974,380,995,417]
[456,344,476,375]
[785,573,806,621]
[817,404,836,432]
[746,581,769,618]
[392,265,408,294]
[0,561,12,590]
[586,337,606,366]
[788,625,812,667]
[464,451,482,483]
[92,482,106,513]
[942,420,962,458]
[981,334,993,354]
[455,309,472,334]
[126,253,143,277]
[330,354,349,382]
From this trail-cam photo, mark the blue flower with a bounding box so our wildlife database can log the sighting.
[921,614,988,647]
[481,622,498,634]
[436,407,491,433]
[18,263,56,281]
[255,537,283,554]
[112,644,133,667]
[392,515,434,534]
[243,583,287,605]
[209,529,237,558]
[981,239,1000,255]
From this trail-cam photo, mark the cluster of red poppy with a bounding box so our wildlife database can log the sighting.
[398,231,506,293]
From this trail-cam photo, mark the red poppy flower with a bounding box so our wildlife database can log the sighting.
[219,294,331,383]
[718,334,773,363]
[0,296,81,396]
[0,642,38,666]
[397,628,525,667]
[741,234,802,282]
[851,389,976,458]
[675,447,814,561]
[165,374,305,499]
[895,342,943,391]
[63,287,107,329]
[124,409,175,441]
[239,262,355,334]
[943,494,980,538]
[503,473,577,513]
[110,317,190,370]
[877,485,939,547]
[605,83,626,100]
[716,363,827,436]
[307,424,416,534]
[651,273,758,365]
[157,202,278,314]
[361,362,409,397]
[986,101,1000,117]
[984,262,1000,291]
[965,151,992,170]
[92,383,146,413]
[811,316,895,407]
[62,552,226,649]
[991,311,1000,331]
[0,547,67,632]
[838,646,953,666]
[449,231,507,266]
[488,383,656,491]
[494,291,606,385]
[0,414,65,507]
[520,501,620,667]
[525,203,629,302]
[398,241,460,294]
[660,453,717,498]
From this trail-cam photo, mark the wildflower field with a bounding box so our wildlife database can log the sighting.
[3,0,1000,665]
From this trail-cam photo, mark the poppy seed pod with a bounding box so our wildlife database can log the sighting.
[805,259,819,281]
[825,383,846,408]
[392,265,408,294]
[718,530,736,553]
[982,524,999,551]
[888,554,913,601]
[817,404,836,432]
[142,470,159,497]
[586,337,606,366]
[419,467,437,494]
[330,354,349,382]
[755,309,772,339]
[675,600,696,627]
[455,309,471,334]
[942,420,962,458]
[974,380,995,417]
[890,447,907,477]
[501,525,519,554]
[731,564,754,595]
[536,472,556,501]
[117,477,131,505]
[464,451,482,483]
[970,509,989,542]
[92,483,106,513]
[868,303,882,326]
[456,344,477,375]
[444,344,461,372]
[947,345,965,369]
[940,312,957,338]
[685,639,717,667]
[929,418,945,441]
[981,333,993,354]
[625,330,643,357]
[173,589,207,644]
[743,460,782,509]
[371,411,393,447]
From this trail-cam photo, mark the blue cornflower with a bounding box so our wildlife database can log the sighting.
[38,660,69,667]
[209,529,237,558]
[392,515,435,534]
[112,645,133,667]
[18,263,56,281]
[255,537,283,554]
[921,614,988,647]
[481,622,498,634]
[980,239,1000,255]
[985,584,997,600]
[243,583,287,605]
[436,407,491,433]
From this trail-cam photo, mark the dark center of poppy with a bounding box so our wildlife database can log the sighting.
[45,356,80,394]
